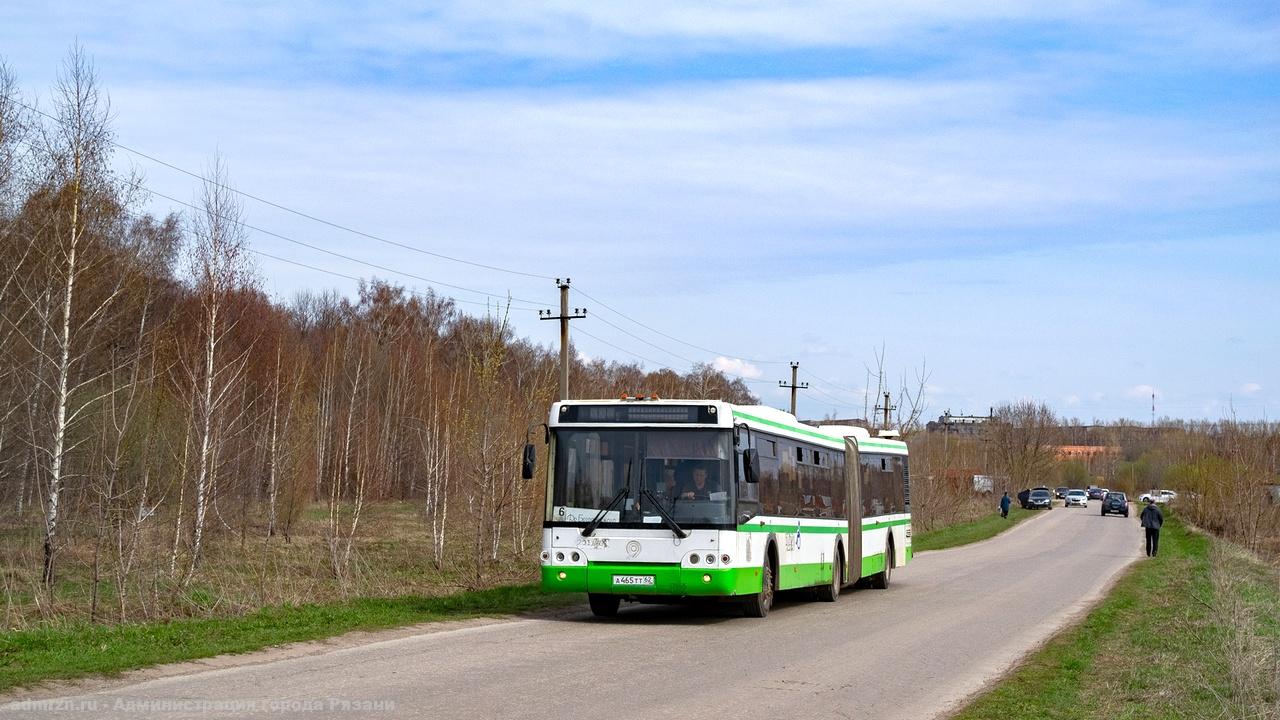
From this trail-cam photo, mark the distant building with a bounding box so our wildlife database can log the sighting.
[925,410,992,436]
[1054,445,1121,461]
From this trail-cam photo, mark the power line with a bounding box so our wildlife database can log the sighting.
[798,368,863,395]
[573,285,789,365]
[574,327,772,386]
[11,96,554,282]
[249,248,541,312]
[141,184,548,309]
[13,94,882,399]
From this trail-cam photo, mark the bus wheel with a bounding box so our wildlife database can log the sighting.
[815,548,842,602]
[743,557,775,618]
[869,541,894,590]
[588,593,621,618]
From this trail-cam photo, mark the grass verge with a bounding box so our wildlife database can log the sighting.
[0,584,577,694]
[914,505,1037,552]
[951,515,1280,719]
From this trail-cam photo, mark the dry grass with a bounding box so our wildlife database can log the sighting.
[1,502,539,629]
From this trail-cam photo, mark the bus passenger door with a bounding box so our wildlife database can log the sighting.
[844,438,862,581]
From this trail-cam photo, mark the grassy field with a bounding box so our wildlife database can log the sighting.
[0,584,577,693]
[913,504,1037,552]
[952,515,1280,719]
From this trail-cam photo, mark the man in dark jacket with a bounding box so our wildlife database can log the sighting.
[1140,498,1164,557]
[999,492,1012,519]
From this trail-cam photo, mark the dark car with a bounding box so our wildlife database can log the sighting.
[1087,487,1105,500]
[1054,486,1070,499]
[1101,491,1129,517]
[1028,489,1053,509]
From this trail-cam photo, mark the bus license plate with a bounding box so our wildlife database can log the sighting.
[612,575,655,586]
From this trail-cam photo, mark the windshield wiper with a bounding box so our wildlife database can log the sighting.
[640,486,688,539]
[581,460,631,537]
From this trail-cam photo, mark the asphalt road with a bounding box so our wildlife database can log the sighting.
[3,502,1144,719]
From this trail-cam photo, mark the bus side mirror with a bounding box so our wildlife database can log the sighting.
[521,444,536,480]
[743,449,760,484]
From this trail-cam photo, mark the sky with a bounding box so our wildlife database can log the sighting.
[2,1,1277,422]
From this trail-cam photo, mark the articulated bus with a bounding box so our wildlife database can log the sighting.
[532,398,911,618]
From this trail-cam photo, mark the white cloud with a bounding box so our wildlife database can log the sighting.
[713,356,763,379]
[1240,382,1262,395]
[1127,384,1158,398]
[1064,394,1081,406]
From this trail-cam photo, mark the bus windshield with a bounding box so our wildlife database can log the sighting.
[551,428,734,526]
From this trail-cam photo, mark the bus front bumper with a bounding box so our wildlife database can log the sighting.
[541,562,761,597]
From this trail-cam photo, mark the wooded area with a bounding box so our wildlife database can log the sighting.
[0,52,756,626]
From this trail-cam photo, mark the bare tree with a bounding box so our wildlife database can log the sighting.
[16,48,131,587]
[181,154,252,580]
[988,401,1060,490]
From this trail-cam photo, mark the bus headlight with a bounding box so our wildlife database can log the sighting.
[689,554,699,564]
[704,554,716,565]
[721,554,731,565]
[702,574,712,583]
[558,571,567,580]
[540,551,550,563]
[556,552,564,562]
[571,551,580,562]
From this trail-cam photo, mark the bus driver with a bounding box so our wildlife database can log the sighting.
[680,463,719,500]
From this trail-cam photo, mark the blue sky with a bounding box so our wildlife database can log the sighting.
[2,1,1277,422]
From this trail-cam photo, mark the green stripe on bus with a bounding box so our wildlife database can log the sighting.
[861,551,887,578]
[738,524,848,534]
[736,518,909,533]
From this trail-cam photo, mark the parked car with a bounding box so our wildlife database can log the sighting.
[1054,486,1070,499]
[1086,487,1105,500]
[1139,489,1178,504]
[1028,489,1053,509]
[1101,491,1129,517]
[1065,489,1088,507]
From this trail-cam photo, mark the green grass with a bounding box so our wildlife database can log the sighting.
[913,504,1037,552]
[952,516,1280,719]
[0,584,577,693]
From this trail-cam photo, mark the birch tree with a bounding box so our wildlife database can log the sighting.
[182,154,252,579]
[21,49,128,587]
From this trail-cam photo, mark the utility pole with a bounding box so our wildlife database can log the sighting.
[778,362,808,416]
[539,278,587,400]
[874,391,897,430]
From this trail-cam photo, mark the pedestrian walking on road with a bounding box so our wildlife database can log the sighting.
[1140,498,1164,557]
[999,492,1012,519]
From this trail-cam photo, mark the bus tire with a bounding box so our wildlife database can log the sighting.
[588,593,621,618]
[815,545,842,602]
[743,555,775,618]
[869,539,894,590]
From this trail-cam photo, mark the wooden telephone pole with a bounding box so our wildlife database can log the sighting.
[539,278,587,400]
[778,362,808,416]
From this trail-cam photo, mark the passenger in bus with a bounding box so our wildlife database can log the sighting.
[679,464,720,500]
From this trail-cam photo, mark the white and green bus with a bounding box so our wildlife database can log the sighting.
[529,398,911,618]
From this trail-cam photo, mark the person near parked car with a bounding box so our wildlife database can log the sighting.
[1140,497,1164,557]
[999,491,1012,519]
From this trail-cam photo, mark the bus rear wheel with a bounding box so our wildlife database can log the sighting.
[588,593,621,618]
[815,548,842,602]
[743,558,775,618]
